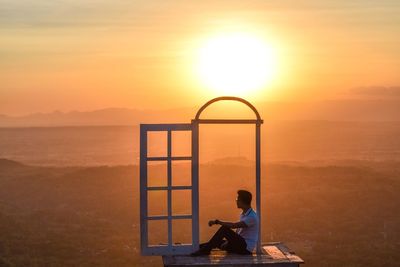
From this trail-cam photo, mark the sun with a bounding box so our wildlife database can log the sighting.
[195,32,277,96]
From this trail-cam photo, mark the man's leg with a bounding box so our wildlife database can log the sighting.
[199,240,224,250]
[191,227,227,256]
[217,227,251,254]
[202,226,247,253]
[226,239,252,255]
[199,225,231,252]
[191,225,249,256]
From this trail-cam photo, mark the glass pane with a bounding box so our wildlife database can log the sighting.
[147,131,167,157]
[172,131,191,157]
[147,161,168,187]
[148,190,167,216]
[148,220,168,246]
[172,190,191,215]
[172,219,192,245]
[172,160,191,186]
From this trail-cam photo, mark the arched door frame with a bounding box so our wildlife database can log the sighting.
[140,96,263,255]
[191,96,263,254]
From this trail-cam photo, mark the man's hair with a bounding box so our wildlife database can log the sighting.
[237,190,252,205]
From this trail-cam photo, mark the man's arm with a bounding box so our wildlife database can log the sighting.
[209,219,248,229]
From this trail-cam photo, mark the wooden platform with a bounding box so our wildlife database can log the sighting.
[162,242,304,267]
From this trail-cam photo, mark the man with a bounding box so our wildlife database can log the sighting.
[190,190,259,256]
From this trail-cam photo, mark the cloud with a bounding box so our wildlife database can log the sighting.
[0,0,148,29]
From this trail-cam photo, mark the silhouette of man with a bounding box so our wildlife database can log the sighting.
[190,190,259,256]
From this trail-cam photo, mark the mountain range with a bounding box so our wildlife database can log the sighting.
[0,98,399,127]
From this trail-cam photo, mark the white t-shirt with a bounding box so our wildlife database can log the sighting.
[236,208,259,252]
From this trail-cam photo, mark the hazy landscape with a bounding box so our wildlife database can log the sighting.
[1,120,400,166]
[0,120,400,266]
[0,157,399,267]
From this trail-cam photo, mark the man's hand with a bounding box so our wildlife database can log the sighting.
[208,219,220,227]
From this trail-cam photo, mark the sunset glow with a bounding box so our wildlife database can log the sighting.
[195,33,277,96]
[0,1,399,115]
[0,2,399,266]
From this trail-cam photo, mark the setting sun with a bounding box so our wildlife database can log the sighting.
[195,33,277,96]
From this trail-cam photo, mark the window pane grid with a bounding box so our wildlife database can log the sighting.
[147,186,192,191]
[147,215,192,220]
[142,125,195,255]
[147,156,192,161]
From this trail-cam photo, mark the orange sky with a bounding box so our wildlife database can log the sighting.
[1,0,399,115]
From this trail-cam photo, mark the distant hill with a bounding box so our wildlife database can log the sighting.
[0,107,194,127]
[0,158,26,169]
[0,98,399,127]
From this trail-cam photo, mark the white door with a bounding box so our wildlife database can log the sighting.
[139,123,199,255]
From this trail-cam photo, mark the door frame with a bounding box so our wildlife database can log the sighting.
[140,96,263,255]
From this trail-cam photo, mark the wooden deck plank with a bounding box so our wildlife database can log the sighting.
[272,243,304,263]
[262,246,287,260]
[162,242,304,267]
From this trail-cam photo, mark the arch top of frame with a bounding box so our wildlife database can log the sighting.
[193,96,263,123]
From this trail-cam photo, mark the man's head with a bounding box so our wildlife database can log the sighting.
[236,190,252,209]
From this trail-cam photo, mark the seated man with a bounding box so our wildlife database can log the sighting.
[190,190,259,256]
